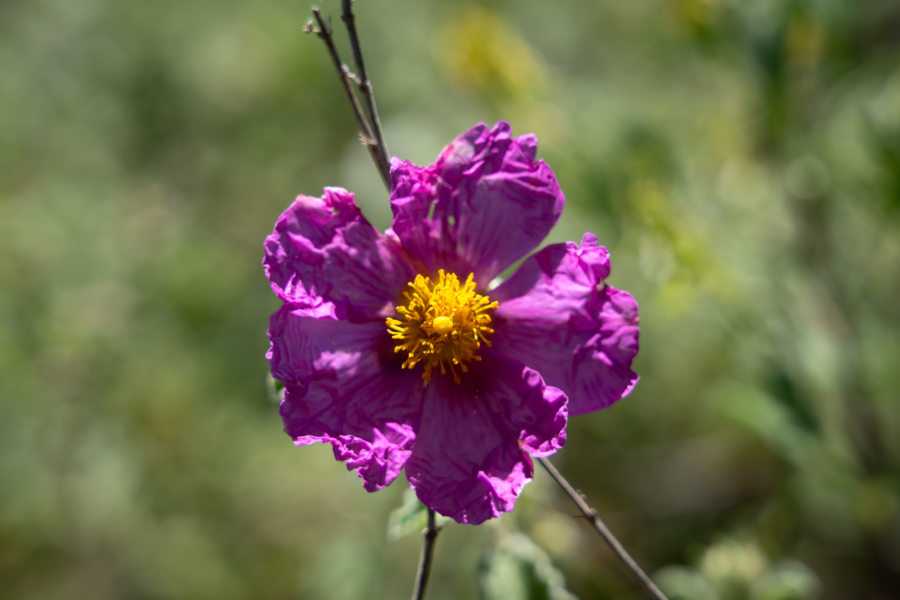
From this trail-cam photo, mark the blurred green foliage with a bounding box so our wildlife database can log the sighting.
[2,0,899,598]
[478,530,577,600]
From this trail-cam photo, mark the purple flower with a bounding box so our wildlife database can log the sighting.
[264,122,639,524]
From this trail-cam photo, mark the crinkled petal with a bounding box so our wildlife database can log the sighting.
[263,187,416,320]
[271,304,424,491]
[405,355,567,524]
[267,299,382,386]
[282,382,420,491]
[389,122,564,283]
[491,233,639,415]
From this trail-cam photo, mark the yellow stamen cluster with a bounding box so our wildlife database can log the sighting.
[386,270,499,384]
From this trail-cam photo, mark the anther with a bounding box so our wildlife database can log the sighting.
[385,270,498,384]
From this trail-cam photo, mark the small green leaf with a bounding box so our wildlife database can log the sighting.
[386,486,449,540]
[266,373,285,404]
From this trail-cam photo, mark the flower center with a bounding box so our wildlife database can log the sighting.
[386,270,499,384]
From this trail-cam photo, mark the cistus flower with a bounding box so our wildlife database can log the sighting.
[264,122,639,525]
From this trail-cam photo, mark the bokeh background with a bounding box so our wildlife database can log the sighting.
[2,0,899,598]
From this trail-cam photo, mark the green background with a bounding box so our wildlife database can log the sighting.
[2,0,899,598]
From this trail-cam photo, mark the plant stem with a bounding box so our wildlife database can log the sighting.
[341,0,391,185]
[308,6,391,191]
[410,508,440,600]
[537,457,669,600]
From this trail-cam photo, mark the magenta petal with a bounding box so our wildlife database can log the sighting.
[282,382,420,491]
[263,187,415,320]
[492,233,640,415]
[271,305,424,491]
[405,356,567,525]
[521,382,568,458]
[389,122,565,283]
[266,300,384,386]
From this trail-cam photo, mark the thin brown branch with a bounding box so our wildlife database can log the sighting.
[340,0,391,187]
[410,508,441,600]
[309,6,391,191]
[309,8,370,138]
[538,457,669,600]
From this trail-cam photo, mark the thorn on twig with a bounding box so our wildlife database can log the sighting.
[342,65,361,85]
[303,18,318,34]
[310,7,332,37]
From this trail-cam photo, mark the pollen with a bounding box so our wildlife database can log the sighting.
[386,270,499,384]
